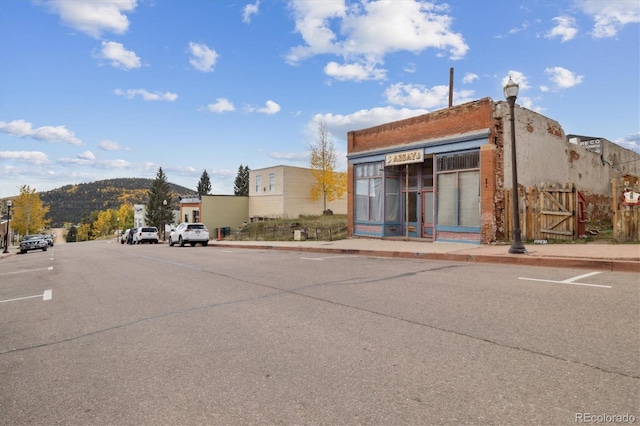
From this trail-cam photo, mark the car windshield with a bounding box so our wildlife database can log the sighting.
[24,235,41,240]
[188,224,206,230]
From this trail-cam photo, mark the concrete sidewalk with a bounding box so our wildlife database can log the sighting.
[1,239,638,272]
[210,238,640,273]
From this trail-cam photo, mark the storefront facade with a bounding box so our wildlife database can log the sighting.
[347,98,499,244]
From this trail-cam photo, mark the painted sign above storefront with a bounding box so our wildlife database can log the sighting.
[385,149,424,166]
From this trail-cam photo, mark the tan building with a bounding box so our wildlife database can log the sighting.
[249,165,347,221]
[179,195,249,237]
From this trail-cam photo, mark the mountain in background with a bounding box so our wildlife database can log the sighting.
[40,178,195,227]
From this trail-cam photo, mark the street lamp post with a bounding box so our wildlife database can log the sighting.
[3,200,13,254]
[162,199,167,241]
[504,76,526,254]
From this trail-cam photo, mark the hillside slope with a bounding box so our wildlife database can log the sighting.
[40,178,195,227]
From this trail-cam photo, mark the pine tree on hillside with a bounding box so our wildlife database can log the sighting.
[197,170,212,196]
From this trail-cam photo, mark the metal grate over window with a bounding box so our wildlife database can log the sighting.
[437,151,479,171]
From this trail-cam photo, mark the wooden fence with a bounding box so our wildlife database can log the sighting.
[505,179,640,242]
[504,182,579,241]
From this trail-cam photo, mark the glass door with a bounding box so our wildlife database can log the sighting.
[421,158,434,239]
[402,164,420,238]
[422,190,434,239]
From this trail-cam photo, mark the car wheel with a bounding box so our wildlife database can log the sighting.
[169,237,174,247]
[20,249,26,254]
[202,241,208,247]
[190,242,196,247]
[179,236,185,247]
[43,247,47,251]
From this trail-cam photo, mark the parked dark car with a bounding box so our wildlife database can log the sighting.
[20,234,48,254]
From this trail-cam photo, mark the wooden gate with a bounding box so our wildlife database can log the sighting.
[538,183,576,240]
[612,175,640,241]
[504,182,577,241]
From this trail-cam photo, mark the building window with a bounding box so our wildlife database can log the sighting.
[355,162,383,222]
[436,151,480,228]
[193,210,200,223]
[268,173,275,192]
[255,174,262,193]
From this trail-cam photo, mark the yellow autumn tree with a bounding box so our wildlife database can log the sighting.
[11,185,51,235]
[91,209,114,238]
[117,203,134,230]
[77,223,92,241]
[309,120,346,213]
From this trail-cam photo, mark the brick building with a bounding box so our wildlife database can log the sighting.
[347,97,639,244]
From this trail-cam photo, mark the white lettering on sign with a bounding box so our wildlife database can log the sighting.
[385,150,424,166]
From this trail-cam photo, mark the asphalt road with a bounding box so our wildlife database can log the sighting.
[1,240,638,425]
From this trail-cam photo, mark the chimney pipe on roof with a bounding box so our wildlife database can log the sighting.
[449,67,454,108]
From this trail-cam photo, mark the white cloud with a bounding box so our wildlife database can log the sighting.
[545,16,578,42]
[311,106,429,140]
[77,151,95,161]
[545,66,584,88]
[0,119,82,145]
[463,73,479,84]
[286,0,468,81]
[44,0,138,38]
[577,0,640,38]
[384,83,475,109]
[324,61,386,81]
[0,151,50,165]
[95,41,141,70]
[189,42,219,72]
[98,140,125,151]
[206,98,235,113]
[257,100,281,115]
[243,0,260,24]
[268,151,309,162]
[615,132,640,154]
[114,89,178,101]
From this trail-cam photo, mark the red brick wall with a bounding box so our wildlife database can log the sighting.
[348,98,495,154]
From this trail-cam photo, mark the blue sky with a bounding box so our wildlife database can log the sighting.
[1,0,638,198]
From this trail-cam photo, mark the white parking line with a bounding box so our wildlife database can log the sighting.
[300,255,354,261]
[518,271,610,288]
[0,289,53,304]
[0,266,53,276]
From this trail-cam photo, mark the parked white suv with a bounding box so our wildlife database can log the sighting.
[169,223,210,247]
[133,227,159,244]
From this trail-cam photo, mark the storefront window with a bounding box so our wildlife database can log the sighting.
[437,173,457,226]
[355,162,383,222]
[422,160,434,188]
[459,171,480,227]
[385,177,400,221]
[436,151,480,228]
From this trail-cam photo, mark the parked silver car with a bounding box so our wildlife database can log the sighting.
[20,234,48,254]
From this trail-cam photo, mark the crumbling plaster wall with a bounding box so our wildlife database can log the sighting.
[498,102,640,220]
